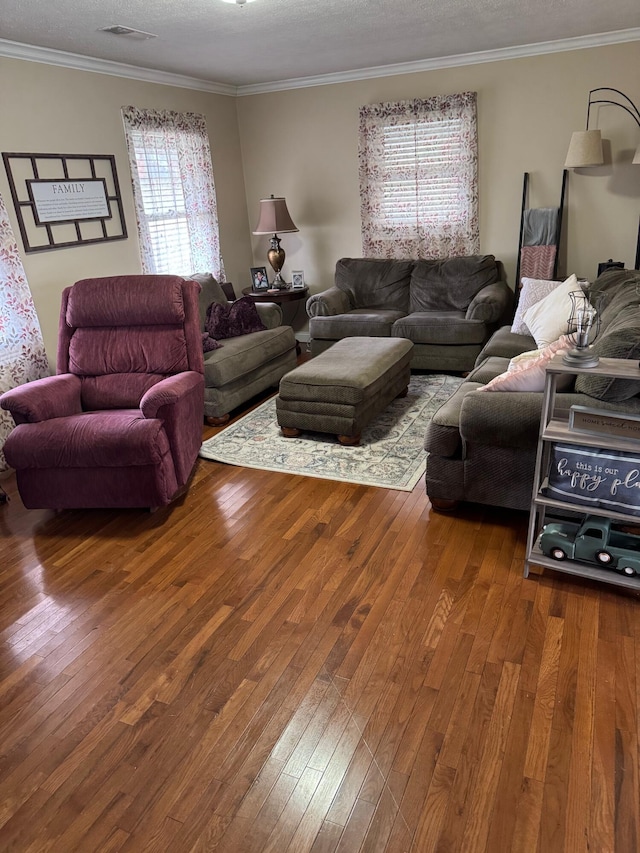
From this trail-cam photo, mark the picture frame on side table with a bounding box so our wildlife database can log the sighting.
[251,266,269,291]
[291,270,305,289]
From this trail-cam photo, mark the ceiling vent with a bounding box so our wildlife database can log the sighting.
[98,25,158,40]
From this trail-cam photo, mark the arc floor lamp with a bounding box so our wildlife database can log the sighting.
[565,87,640,270]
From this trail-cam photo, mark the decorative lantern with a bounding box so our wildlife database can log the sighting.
[563,290,600,368]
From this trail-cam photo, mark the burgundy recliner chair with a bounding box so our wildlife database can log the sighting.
[0,275,205,510]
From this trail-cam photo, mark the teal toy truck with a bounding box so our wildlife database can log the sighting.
[538,515,640,576]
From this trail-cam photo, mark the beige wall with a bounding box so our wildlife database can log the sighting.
[2,41,639,359]
[0,56,251,364]
[238,41,640,303]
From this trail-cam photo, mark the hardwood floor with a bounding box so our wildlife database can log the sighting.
[0,420,639,852]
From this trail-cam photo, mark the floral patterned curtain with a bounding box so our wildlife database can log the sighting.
[0,190,48,471]
[121,107,225,281]
[359,92,479,259]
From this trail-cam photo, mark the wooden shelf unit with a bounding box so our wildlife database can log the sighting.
[524,353,640,591]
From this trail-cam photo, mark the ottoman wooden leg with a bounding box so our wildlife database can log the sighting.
[281,426,302,438]
[338,433,361,446]
[396,386,408,398]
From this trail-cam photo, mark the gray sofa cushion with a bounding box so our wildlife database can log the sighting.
[203,326,296,387]
[466,281,514,323]
[574,270,640,402]
[392,312,487,345]
[474,326,536,365]
[574,322,640,401]
[335,258,413,312]
[467,356,511,384]
[309,309,405,339]
[591,268,640,328]
[189,272,229,327]
[409,254,498,312]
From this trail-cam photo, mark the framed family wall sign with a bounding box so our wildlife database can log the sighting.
[2,152,127,253]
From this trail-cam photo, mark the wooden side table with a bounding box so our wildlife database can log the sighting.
[241,286,308,304]
[524,353,640,592]
[242,287,309,354]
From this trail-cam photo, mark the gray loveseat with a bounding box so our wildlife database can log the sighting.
[424,268,640,511]
[190,273,297,424]
[306,255,513,371]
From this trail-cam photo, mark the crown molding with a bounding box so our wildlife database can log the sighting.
[1,28,639,98]
[237,28,640,95]
[0,38,237,96]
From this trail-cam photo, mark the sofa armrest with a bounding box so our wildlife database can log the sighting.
[0,374,82,424]
[426,381,482,458]
[465,281,514,324]
[460,388,544,449]
[255,302,284,329]
[306,287,351,318]
[475,326,536,366]
[460,387,640,450]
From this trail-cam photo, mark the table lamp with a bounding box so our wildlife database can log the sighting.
[252,195,298,289]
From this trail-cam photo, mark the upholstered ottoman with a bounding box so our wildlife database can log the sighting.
[276,336,413,445]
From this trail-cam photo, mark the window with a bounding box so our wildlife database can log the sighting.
[358,92,478,259]
[122,107,225,280]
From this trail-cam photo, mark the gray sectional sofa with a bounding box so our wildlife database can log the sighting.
[424,268,640,511]
[306,256,513,372]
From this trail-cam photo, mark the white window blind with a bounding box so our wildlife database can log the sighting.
[132,137,191,274]
[380,118,469,225]
[122,107,225,280]
[359,93,479,259]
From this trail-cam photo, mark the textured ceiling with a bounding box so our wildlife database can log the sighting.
[1,0,639,89]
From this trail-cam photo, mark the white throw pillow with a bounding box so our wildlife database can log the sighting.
[478,335,573,392]
[511,275,577,336]
[522,276,579,348]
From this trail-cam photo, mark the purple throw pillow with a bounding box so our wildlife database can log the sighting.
[202,332,222,353]
[206,296,266,340]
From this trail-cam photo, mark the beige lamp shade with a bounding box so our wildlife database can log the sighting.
[565,130,604,168]
[252,196,298,235]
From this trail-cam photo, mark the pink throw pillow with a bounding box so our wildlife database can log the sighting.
[478,335,573,392]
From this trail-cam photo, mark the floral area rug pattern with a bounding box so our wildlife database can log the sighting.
[199,373,463,491]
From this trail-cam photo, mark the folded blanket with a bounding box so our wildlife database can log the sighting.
[522,208,559,247]
[519,245,557,281]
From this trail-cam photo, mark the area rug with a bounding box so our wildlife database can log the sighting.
[199,373,463,491]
